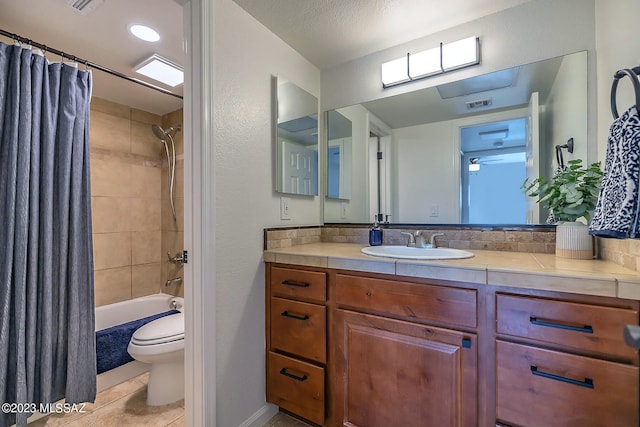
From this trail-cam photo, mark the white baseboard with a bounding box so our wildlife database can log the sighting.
[239,403,279,427]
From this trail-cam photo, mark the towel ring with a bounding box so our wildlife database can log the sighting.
[611,67,640,119]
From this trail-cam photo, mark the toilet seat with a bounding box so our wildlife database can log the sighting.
[131,312,184,346]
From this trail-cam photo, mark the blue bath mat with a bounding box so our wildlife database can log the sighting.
[95,309,180,374]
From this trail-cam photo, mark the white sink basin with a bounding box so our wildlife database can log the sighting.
[361,245,474,260]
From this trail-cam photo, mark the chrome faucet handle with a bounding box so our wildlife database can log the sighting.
[429,233,445,248]
[400,232,416,247]
[167,251,185,267]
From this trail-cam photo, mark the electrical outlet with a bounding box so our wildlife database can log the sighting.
[429,204,439,217]
[340,202,348,219]
[280,197,291,220]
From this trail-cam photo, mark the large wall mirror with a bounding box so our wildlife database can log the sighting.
[326,110,353,200]
[275,76,319,196]
[323,51,588,225]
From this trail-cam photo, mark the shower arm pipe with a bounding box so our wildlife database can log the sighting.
[0,28,183,100]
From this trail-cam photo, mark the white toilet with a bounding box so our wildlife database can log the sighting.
[127,311,184,406]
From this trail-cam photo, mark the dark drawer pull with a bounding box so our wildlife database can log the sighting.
[279,368,308,382]
[530,365,594,389]
[281,280,310,288]
[281,311,309,321]
[530,317,593,334]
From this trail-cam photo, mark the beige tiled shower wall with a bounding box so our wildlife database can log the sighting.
[161,109,185,298]
[90,98,164,307]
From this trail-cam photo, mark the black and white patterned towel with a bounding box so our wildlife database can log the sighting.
[589,106,640,238]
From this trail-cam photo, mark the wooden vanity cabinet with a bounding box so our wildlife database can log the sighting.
[331,274,478,427]
[265,262,640,427]
[495,292,640,427]
[266,265,328,425]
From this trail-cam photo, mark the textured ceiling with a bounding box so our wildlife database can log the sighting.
[233,0,533,69]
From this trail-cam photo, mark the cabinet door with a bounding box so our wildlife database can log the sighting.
[331,309,477,427]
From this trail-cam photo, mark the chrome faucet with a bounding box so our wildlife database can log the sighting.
[401,231,445,248]
[401,231,429,248]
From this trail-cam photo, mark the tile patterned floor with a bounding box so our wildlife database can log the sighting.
[28,373,184,427]
[27,373,304,427]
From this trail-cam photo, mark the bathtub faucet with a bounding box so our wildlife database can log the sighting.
[165,277,183,287]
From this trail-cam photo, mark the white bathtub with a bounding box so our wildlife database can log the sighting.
[95,293,184,392]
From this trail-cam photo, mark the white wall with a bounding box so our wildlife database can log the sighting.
[321,0,597,160]
[595,0,640,162]
[392,121,460,223]
[212,0,320,425]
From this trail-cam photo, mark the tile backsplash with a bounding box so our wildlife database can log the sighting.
[599,238,640,272]
[265,225,640,273]
[265,225,556,254]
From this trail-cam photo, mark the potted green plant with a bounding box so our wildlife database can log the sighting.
[522,159,603,259]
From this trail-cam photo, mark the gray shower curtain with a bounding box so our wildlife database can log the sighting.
[0,42,96,427]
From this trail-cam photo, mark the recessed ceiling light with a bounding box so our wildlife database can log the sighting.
[129,24,160,42]
[134,54,183,87]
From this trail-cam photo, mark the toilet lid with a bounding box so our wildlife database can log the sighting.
[131,312,184,346]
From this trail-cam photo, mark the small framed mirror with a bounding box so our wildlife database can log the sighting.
[274,76,319,196]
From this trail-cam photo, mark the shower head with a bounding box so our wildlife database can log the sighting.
[151,124,182,141]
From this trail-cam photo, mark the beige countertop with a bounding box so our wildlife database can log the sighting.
[264,242,640,299]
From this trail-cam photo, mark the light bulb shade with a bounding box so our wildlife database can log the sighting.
[469,163,480,172]
[381,55,410,87]
[409,47,441,79]
[442,36,479,72]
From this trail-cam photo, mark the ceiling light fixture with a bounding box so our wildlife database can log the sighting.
[381,36,480,88]
[479,129,509,140]
[129,24,161,42]
[469,157,481,172]
[134,54,184,87]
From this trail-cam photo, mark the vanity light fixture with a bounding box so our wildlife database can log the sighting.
[134,54,184,87]
[382,36,480,88]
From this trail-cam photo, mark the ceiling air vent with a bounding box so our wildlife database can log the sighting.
[465,98,492,110]
[64,0,104,15]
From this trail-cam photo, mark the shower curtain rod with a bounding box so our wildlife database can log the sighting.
[0,28,183,100]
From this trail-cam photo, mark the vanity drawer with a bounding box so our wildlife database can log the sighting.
[271,266,326,302]
[496,340,639,427]
[267,351,325,426]
[271,297,326,363]
[335,274,477,328]
[496,294,638,361]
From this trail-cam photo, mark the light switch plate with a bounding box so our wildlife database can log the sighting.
[280,197,291,220]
